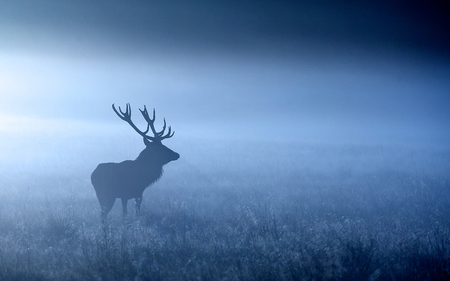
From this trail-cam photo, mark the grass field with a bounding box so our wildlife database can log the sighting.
[0,141,449,280]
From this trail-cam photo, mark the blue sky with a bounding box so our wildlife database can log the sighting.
[0,0,449,147]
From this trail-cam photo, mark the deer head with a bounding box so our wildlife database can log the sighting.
[112,103,180,164]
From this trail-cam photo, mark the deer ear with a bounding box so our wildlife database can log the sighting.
[143,138,151,146]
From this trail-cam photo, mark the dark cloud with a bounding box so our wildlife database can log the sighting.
[1,0,449,57]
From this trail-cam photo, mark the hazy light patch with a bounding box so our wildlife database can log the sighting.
[0,113,121,178]
[0,46,449,148]
[0,113,114,135]
[0,54,62,99]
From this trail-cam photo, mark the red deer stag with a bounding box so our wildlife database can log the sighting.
[91,103,179,221]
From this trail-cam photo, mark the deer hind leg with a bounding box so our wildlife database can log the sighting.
[99,196,115,222]
[135,197,142,216]
[121,198,128,218]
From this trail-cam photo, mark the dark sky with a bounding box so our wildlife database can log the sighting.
[0,0,449,146]
[1,0,449,56]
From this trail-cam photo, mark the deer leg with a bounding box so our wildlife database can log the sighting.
[101,207,108,223]
[135,197,142,216]
[100,197,115,222]
[121,198,128,218]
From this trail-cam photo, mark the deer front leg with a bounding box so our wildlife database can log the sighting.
[121,198,128,218]
[135,197,142,216]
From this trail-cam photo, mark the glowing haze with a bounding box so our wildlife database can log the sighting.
[1,0,449,170]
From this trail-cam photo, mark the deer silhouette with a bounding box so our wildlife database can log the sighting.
[91,103,180,221]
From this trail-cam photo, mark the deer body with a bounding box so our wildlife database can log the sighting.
[93,160,162,200]
[91,104,179,221]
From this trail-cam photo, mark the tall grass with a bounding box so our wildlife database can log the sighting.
[0,143,449,280]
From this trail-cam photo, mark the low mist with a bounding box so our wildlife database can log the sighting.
[1,0,450,279]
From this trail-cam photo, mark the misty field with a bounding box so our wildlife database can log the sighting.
[0,141,449,280]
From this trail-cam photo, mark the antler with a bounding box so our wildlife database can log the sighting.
[112,103,175,143]
[138,106,175,141]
